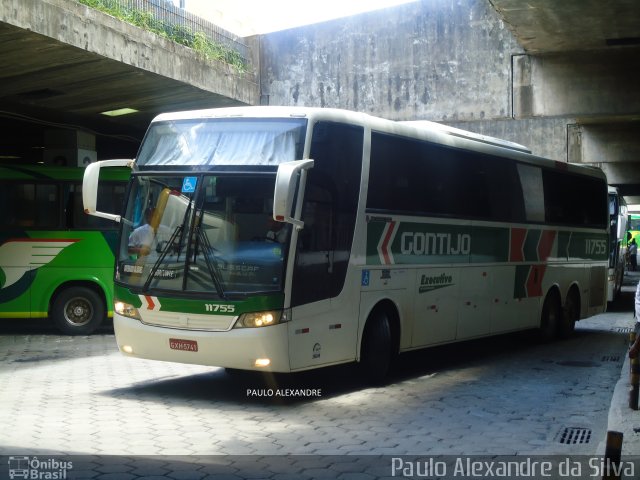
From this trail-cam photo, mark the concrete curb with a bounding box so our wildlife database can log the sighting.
[607,349,640,455]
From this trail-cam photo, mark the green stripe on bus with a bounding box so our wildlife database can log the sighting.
[114,284,284,315]
[367,220,609,265]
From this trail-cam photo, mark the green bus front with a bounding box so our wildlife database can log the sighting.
[108,112,364,371]
[113,170,294,370]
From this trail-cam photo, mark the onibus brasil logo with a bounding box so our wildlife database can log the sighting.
[7,456,72,479]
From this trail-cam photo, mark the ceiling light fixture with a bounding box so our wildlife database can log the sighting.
[100,107,139,117]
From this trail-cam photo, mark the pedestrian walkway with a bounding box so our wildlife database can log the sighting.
[607,270,640,456]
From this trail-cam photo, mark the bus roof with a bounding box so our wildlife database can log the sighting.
[149,106,605,181]
[398,121,531,154]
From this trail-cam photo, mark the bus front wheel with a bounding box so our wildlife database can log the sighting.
[360,309,393,384]
[51,286,105,335]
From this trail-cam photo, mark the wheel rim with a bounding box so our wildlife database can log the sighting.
[63,297,93,326]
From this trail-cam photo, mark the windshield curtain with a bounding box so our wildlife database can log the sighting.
[136,118,307,167]
[118,173,290,297]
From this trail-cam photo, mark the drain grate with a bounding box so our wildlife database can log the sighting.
[617,327,633,334]
[601,355,621,363]
[558,427,592,444]
[557,360,598,367]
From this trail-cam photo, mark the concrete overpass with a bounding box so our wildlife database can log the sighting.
[0,0,259,161]
[1,0,639,202]
[491,0,640,203]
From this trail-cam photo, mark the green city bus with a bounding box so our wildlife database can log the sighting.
[0,164,129,334]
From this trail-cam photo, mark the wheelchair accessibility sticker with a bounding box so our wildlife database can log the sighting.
[361,269,370,287]
[182,177,197,193]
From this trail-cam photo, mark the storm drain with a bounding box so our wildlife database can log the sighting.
[601,355,621,363]
[558,427,592,445]
[617,327,633,334]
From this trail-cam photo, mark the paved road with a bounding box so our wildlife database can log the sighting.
[0,294,637,478]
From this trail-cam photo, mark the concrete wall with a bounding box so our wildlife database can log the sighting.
[259,0,640,166]
[259,0,583,160]
[260,0,521,122]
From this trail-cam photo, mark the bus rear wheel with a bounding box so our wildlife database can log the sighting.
[539,291,561,341]
[559,289,580,339]
[360,309,393,384]
[51,286,105,335]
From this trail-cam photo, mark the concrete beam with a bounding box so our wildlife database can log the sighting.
[568,122,640,164]
[513,50,640,119]
[1,0,258,105]
[582,161,640,187]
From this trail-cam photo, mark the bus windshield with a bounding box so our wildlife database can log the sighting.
[136,118,307,167]
[118,173,290,298]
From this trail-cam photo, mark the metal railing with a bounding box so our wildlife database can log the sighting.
[80,0,250,67]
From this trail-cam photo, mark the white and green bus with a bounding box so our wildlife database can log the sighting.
[83,107,609,380]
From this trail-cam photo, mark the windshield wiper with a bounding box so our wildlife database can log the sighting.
[143,194,193,291]
[190,205,227,300]
[143,224,183,291]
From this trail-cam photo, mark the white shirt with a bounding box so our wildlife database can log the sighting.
[128,224,170,252]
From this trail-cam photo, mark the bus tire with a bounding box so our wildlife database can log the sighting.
[539,290,561,341]
[51,286,105,335]
[360,309,393,384]
[559,288,580,339]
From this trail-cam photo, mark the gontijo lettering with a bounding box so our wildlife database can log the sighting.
[401,232,471,256]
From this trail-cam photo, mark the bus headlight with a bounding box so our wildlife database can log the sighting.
[234,309,290,328]
[114,301,141,320]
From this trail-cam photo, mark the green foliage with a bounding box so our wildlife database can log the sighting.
[77,0,248,73]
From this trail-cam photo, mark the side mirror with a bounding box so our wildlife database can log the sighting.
[83,159,133,222]
[273,159,314,229]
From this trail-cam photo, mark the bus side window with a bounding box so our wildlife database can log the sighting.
[292,121,363,306]
[6,184,36,228]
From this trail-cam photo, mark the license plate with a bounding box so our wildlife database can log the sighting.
[169,338,198,352]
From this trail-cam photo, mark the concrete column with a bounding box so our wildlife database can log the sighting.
[44,129,96,167]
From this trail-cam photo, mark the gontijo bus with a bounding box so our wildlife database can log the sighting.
[0,164,128,334]
[83,107,609,380]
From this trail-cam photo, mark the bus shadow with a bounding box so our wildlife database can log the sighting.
[101,309,629,406]
[101,329,554,406]
[101,363,372,406]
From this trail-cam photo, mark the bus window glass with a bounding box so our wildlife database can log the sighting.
[71,183,127,229]
[35,184,58,227]
[118,174,288,296]
[4,184,35,227]
[137,118,307,167]
[543,169,607,228]
[185,175,288,294]
[368,132,524,221]
[3,183,58,228]
[292,121,364,305]
[517,164,545,223]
